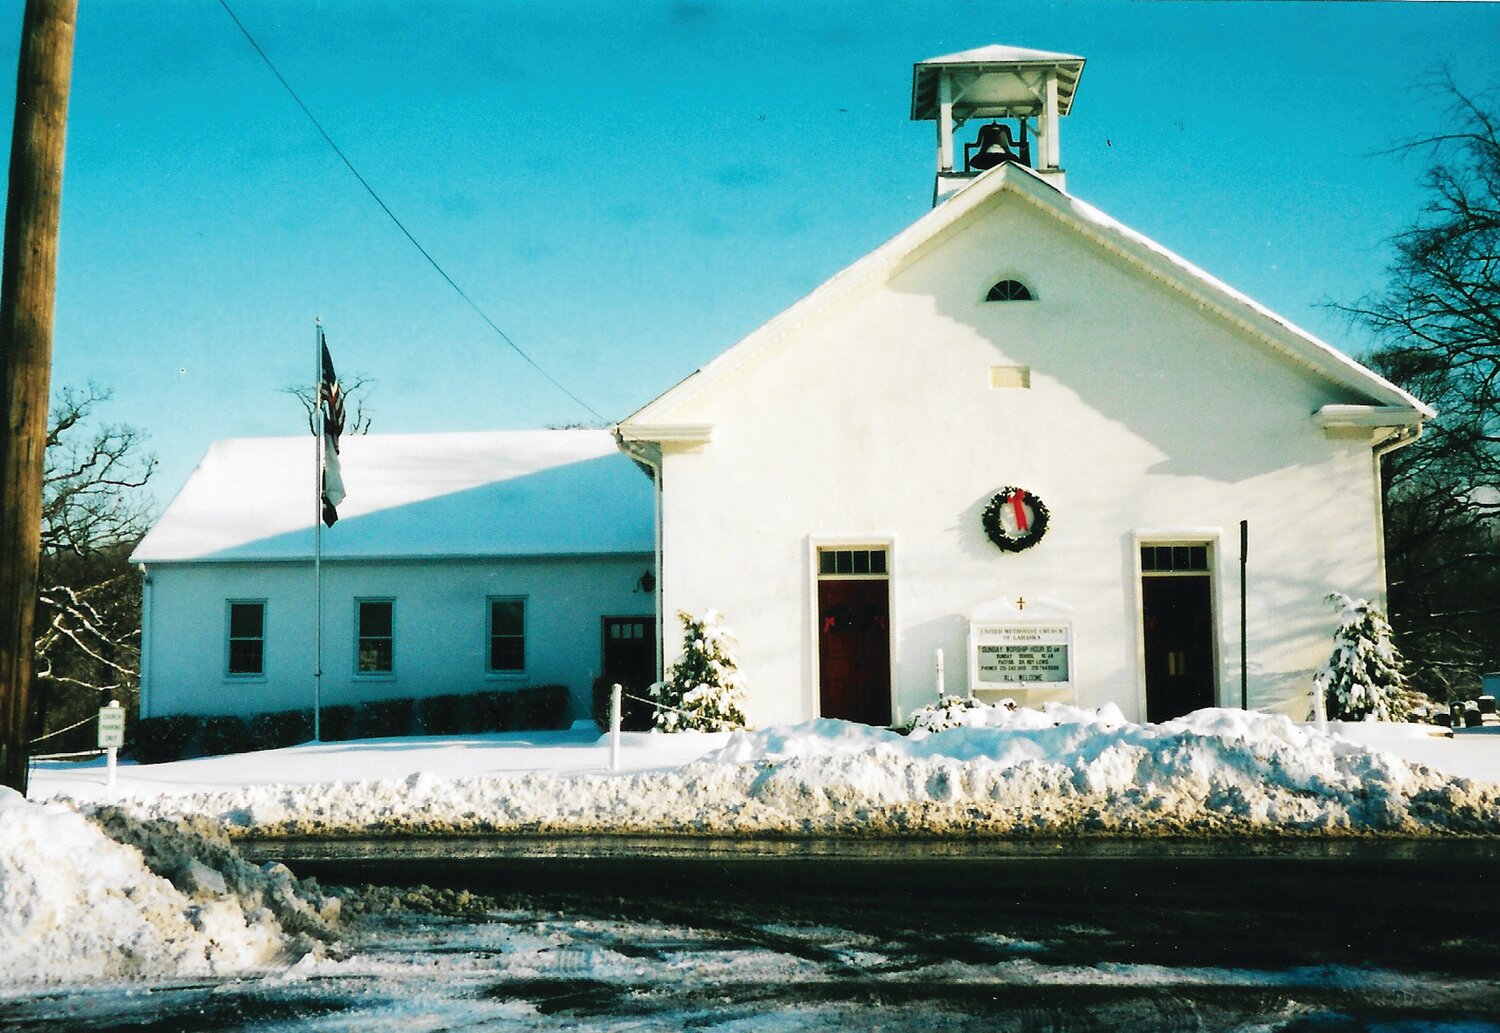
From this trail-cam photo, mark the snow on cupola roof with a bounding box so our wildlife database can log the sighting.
[131,429,653,563]
[911,45,1086,121]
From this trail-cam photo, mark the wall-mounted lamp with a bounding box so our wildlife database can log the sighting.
[635,570,656,594]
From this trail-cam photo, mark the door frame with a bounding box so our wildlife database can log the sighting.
[1131,528,1223,721]
[807,536,896,721]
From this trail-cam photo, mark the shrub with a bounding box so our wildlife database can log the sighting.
[320,704,359,741]
[360,697,415,738]
[591,677,655,732]
[418,694,466,735]
[1315,593,1417,722]
[517,684,571,730]
[199,715,253,756]
[250,709,313,750]
[132,714,200,764]
[468,690,515,733]
[906,695,1016,734]
[649,610,750,732]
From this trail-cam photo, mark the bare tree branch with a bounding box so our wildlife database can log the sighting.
[280,375,376,435]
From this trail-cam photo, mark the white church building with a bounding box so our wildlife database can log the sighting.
[134,45,1428,730]
[617,45,1430,727]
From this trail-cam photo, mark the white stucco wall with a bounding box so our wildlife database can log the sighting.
[139,554,654,721]
[649,189,1387,725]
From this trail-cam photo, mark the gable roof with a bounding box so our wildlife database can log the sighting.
[132,429,652,564]
[620,163,1432,437]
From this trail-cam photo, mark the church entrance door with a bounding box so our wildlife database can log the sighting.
[816,547,891,726]
[1140,543,1217,723]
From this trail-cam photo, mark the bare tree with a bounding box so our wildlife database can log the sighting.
[29,385,154,752]
[1340,80,1500,700]
[43,384,155,554]
[281,374,375,435]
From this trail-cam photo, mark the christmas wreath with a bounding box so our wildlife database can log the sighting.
[981,487,1050,552]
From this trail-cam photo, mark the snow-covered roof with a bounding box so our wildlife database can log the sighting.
[911,45,1086,120]
[621,162,1431,435]
[131,429,652,564]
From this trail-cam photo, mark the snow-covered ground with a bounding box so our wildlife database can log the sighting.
[26,706,1500,837]
[7,705,1500,991]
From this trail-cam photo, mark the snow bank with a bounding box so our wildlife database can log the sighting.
[94,708,1500,839]
[0,789,339,986]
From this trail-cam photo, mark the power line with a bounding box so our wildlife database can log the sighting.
[215,0,606,422]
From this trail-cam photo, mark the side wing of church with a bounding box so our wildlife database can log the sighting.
[618,46,1429,727]
[131,430,657,725]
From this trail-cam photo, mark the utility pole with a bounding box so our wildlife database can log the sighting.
[0,0,77,794]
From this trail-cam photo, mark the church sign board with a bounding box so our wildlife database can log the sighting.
[967,597,1075,698]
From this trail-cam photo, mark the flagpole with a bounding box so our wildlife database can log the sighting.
[313,317,324,743]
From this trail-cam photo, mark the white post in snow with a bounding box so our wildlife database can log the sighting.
[1314,682,1328,734]
[935,647,946,700]
[608,683,622,773]
[312,319,324,743]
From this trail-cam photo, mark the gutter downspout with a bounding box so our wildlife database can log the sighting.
[615,433,665,683]
[138,563,153,719]
[1372,423,1423,611]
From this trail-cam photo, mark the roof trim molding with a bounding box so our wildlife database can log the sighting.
[616,422,713,448]
[1313,404,1425,430]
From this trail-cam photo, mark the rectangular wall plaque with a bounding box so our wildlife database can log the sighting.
[970,622,1072,688]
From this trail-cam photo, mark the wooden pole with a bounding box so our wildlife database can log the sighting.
[0,0,77,794]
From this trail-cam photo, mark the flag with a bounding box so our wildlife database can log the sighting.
[319,331,346,527]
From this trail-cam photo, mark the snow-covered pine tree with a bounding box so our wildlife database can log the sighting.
[1314,593,1413,722]
[648,610,750,732]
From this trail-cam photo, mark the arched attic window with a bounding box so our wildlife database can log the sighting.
[985,279,1034,302]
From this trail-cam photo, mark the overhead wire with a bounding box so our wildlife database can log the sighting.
[215,0,606,422]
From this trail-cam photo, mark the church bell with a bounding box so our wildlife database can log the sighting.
[967,122,1028,171]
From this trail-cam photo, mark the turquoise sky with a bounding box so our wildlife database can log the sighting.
[3,0,1497,503]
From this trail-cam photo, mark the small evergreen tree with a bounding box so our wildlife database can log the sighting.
[649,610,750,732]
[1314,593,1414,721]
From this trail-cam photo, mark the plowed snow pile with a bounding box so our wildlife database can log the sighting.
[102,707,1500,837]
[0,788,339,986]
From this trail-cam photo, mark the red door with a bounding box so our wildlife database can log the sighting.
[818,579,892,726]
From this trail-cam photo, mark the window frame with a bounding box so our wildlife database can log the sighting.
[225,599,267,679]
[816,546,890,580]
[486,595,527,678]
[984,278,1035,303]
[354,597,396,678]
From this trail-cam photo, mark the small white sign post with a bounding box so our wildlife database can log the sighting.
[97,700,125,790]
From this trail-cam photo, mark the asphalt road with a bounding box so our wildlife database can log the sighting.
[7,837,1499,1031]
[250,835,1500,976]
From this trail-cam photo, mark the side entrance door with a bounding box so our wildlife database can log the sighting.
[1140,544,1217,723]
[817,547,891,726]
[602,616,656,692]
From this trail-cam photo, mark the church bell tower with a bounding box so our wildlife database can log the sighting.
[910,45,1085,205]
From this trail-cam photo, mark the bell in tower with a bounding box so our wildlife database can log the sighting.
[910,45,1085,205]
[966,121,1030,171]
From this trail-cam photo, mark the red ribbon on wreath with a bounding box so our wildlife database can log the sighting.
[1009,489,1029,532]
